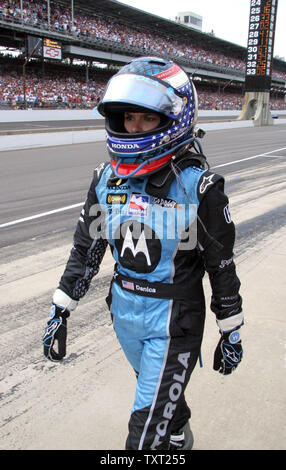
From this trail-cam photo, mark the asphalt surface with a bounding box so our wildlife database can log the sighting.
[0,123,285,248]
[0,122,286,451]
[0,119,105,133]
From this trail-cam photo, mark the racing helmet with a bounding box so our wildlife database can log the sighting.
[97,56,198,178]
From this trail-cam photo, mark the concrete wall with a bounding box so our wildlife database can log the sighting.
[0,109,285,123]
[0,108,248,123]
[0,129,106,151]
[0,109,99,123]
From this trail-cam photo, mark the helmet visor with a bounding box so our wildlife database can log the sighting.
[99,73,184,119]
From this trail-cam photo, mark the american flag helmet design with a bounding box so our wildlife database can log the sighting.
[97,56,198,177]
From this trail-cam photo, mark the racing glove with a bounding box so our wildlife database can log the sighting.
[213,328,243,375]
[43,304,70,361]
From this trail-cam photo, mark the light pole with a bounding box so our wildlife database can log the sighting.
[23,38,42,108]
[46,0,50,29]
[20,0,23,23]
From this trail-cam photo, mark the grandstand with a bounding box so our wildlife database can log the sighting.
[0,0,285,110]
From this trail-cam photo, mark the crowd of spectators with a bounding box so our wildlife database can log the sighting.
[0,0,285,110]
[0,59,110,108]
[0,60,285,111]
[197,90,243,110]
[197,89,285,110]
[0,0,286,81]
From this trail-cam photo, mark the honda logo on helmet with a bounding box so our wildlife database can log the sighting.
[111,143,140,149]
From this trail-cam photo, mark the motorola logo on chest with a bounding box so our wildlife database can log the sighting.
[114,220,161,273]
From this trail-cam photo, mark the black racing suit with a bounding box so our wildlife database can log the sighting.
[53,152,243,449]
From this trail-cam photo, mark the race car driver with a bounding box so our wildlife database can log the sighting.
[43,56,243,450]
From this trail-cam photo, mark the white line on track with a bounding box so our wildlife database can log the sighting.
[0,203,84,228]
[1,146,286,229]
[212,146,286,169]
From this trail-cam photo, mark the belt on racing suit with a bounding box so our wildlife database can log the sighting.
[113,270,188,300]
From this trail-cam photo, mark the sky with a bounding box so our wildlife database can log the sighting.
[119,0,285,60]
